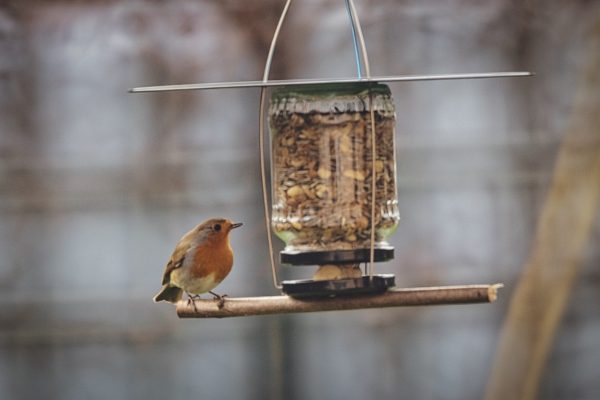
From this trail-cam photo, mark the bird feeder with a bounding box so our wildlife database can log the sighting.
[269,83,399,297]
[131,0,529,317]
[270,84,399,260]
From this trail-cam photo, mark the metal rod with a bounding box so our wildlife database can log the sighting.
[129,71,534,93]
[259,0,293,290]
[368,92,377,278]
[344,0,363,78]
[345,0,377,276]
[262,0,293,82]
[259,88,281,290]
[347,0,371,78]
[176,284,504,318]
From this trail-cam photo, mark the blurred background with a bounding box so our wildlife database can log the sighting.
[1,0,599,399]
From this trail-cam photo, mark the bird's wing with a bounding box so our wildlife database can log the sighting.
[161,257,185,285]
[161,229,196,285]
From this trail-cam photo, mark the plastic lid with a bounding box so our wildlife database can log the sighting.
[269,82,395,115]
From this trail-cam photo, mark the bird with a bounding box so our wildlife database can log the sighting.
[153,218,242,307]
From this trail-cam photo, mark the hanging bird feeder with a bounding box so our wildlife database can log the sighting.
[269,82,400,297]
[131,0,529,317]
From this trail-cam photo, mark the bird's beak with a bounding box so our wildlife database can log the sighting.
[230,222,243,230]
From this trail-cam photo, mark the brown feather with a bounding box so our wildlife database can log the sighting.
[160,227,198,284]
[153,285,183,303]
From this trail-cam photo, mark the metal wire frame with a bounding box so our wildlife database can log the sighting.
[258,0,293,290]
[129,1,533,291]
[129,72,533,93]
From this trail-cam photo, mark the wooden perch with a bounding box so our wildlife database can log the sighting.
[176,284,503,318]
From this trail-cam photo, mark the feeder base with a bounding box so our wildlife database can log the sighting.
[281,274,395,298]
[280,247,394,266]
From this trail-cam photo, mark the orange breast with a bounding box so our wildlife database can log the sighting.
[191,239,234,283]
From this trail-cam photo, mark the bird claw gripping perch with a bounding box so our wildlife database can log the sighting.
[210,291,228,309]
[187,293,201,312]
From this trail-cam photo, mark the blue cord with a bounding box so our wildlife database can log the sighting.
[344,0,363,79]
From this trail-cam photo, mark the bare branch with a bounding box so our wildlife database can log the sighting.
[176,284,503,318]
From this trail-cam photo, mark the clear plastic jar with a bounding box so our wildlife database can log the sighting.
[269,83,399,264]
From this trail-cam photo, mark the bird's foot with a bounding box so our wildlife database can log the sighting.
[186,293,201,312]
[209,291,228,309]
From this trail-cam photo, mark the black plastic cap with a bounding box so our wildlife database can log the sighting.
[281,274,396,298]
[280,248,394,266]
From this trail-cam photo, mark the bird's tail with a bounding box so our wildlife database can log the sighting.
[153,285,183,303]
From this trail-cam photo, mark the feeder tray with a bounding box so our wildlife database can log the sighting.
[282,274,395,298]
[281,248,394,265]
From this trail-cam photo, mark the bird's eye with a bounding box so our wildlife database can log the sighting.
[214,223,222,232]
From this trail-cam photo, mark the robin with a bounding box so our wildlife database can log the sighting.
[153,218,242,307]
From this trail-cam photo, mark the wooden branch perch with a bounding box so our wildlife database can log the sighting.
[176,284,503,318]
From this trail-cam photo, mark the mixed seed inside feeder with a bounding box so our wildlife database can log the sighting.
[269,83,400,267]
